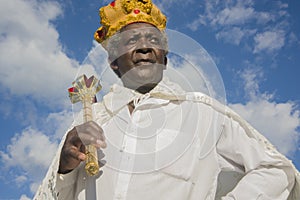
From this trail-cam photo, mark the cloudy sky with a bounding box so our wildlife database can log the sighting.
[0,0,299,199]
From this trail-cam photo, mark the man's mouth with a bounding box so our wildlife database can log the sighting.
[134,59,155,66]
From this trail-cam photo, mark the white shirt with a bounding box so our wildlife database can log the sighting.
[34,79,300,200]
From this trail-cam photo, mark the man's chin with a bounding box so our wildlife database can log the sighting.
[121,75,162,93]
[135,83,159,94]
[120,64,164,93]
[121,76,162,93]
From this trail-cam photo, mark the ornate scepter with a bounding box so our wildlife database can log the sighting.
[68,74,102,176]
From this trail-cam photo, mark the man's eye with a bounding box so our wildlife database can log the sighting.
[149,37,160,44]
[126,37,137,45]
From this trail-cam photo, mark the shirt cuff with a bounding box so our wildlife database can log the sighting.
[56,168,78,192]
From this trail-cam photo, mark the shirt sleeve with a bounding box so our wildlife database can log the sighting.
[33,135,67,200]
[33,116,83,200]
[55,167,80,200]
[216,110,296,200]
[34,103,110,200]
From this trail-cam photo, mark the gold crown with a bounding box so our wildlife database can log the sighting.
[94,0,167,44]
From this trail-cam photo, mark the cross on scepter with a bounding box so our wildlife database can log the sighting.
[68,75,102,176]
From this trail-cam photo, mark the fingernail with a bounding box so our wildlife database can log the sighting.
[79,153,86,161]
[96,139,101,144]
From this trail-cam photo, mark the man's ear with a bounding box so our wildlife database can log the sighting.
[110,59,118,70]
[110,60,121,78]
[163,56,167,69]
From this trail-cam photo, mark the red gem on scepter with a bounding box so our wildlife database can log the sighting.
[68,87,75,93]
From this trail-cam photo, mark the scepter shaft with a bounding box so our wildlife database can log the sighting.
[68,75,102,176]
[83,97,99,176]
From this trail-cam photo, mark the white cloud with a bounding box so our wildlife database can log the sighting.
[216,27,256,45]
[20,194,31,200]
[0,0,111,198]
[15,175,27,186]
[187,16,206,31]
[0,0,80,107]
[191,0,256,28]
[212,6,255,26]
[229,68,300,156]
[153,0,194,15]
[45,110,74,139]
[0,2,110,197]
[238,67,264,100]
[256,11,275,24]
[0,128,58,173]
[230,100,299,156]
[79,42,118,95]
[30,182,40,195]
[0,107,79,195]
[187,0,291,56]
[288,32,298,44]
[0,127,58,195]
[166,54,208,94]
[253,30,286,53]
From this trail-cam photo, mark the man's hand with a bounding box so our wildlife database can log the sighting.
[58,121,106,174]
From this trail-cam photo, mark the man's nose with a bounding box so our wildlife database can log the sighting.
[135,38,153,53]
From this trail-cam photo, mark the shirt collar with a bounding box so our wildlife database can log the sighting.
[103,77,187,114]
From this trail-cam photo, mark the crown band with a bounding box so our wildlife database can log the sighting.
[94,0,167,45]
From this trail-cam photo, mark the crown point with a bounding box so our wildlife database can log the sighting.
[96,27,107,41]
[134,9,140,14]
[110,1,115,7]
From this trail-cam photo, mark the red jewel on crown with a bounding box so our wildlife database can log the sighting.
[134,9,140,14]
[110,1,115,7]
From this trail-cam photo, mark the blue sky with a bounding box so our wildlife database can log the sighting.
[0,0,299,199]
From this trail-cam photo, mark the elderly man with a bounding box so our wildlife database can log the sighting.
[34,0,300,199]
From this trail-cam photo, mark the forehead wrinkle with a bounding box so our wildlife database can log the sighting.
[121,28,160,41]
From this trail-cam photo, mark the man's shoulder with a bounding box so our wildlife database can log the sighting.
[184,92,227,113]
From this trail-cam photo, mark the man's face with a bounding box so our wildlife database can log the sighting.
[110,23,167,93]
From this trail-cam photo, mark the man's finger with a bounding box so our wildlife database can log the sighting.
[96,139,107,148]
[77,152,86,161]
[76,121,105,140]
[68,145,86,161]
[78,132,106,147]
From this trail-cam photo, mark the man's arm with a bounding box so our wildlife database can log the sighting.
[56,121,106,198]
[216,112,296,199]
[34,121,106,200]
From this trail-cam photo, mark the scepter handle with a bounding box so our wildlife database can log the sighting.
[83,98,99,176]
